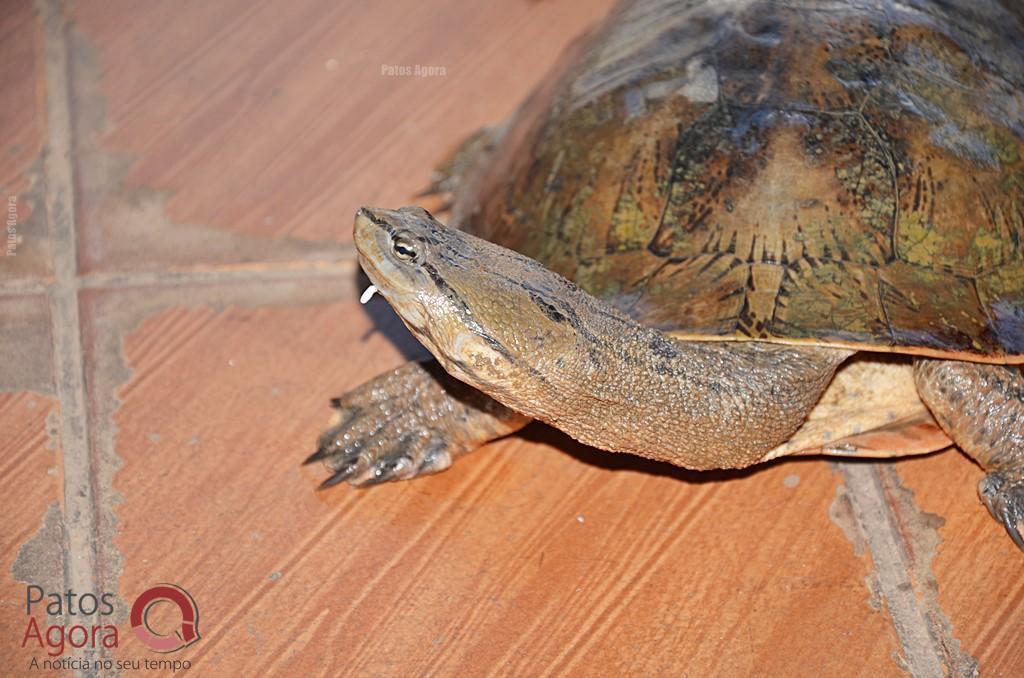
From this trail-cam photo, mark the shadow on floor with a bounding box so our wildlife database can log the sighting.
[517,421,858,484]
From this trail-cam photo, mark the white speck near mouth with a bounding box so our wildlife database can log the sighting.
[359,285,379,304]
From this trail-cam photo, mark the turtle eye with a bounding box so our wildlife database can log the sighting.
[391,236,418,261]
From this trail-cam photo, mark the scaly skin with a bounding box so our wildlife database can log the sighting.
[326,206,849,475]
[306,360,527,487]
[915,360,1024,547]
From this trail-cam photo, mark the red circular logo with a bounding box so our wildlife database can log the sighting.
[129,584,200,653]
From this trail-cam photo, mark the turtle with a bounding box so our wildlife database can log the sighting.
[305,0,1024,549]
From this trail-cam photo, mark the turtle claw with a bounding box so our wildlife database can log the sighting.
[303,411,360,466]
[360,454,418,486]
[310,388,454,488]
[979,471,1024,552]
[1007,524,1024,552]
[317,461,361,490]
[304,439,343,466]
[306,361,528,489]
[305,362,465,489]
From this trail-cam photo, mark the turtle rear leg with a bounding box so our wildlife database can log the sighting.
[305,360,529,488]
[914,359,1024,549]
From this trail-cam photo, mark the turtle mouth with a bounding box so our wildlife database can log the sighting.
[353,208,391,272]
[353,208,404,303]
[352,206,430,331]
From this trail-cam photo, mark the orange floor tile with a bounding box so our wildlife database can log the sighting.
[1,1,1021,676]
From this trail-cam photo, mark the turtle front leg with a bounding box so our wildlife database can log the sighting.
[305,360,529,488]
[914,359,1024,550]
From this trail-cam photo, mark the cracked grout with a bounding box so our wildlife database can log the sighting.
[0,250,361,296]
[77,257,360,289]
[0,279,51,295]
[36,0,102,676]
[27,5,363,675]
[836,462,975,676]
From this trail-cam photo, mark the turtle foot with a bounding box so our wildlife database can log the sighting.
[419,127,495,201]
[979,470,1024,551]
[304,360,528,488]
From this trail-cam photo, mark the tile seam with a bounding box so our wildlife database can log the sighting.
[0,254,359,295]
[837,462,974,676]
[36,1,102,676]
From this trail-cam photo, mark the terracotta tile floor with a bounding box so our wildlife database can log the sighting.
[1,0,1021,676]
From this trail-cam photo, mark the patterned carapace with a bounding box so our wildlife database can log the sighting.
[459,0,1024,362]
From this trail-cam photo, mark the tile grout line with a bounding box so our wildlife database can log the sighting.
[836,463,970,676]
[0,278,51,295]
[77,256,358,289]
[36,0,102,676]
[0,252,361,296]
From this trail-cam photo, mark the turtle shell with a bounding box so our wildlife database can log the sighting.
[455,0,1024,363]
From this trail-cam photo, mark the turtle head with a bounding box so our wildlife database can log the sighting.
[353,206,583,399]
[353,206,441,333]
